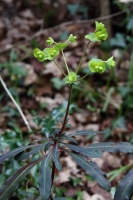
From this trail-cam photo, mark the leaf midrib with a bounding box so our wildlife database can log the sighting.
[0,158,41,199]
[70,152,109,189]
[118,175,133,200]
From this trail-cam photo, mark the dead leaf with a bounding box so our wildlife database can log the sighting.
[90,184,112,200]
[91,194,106,200]
[24,63,38,85]
[43,62,62,77]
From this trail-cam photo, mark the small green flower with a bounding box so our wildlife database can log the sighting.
[33,48,45,62]
[95,28,108,41]
[106,56,115,69]
[65,72,77,84]
[85,21,108,42]
[68,34,77,43]
[95,21,105,31]
[43,46,59,60]
[46,37,54,46]
[88,59,106,73]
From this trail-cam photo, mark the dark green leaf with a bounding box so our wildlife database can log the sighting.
[67,4,79,15]
[87,142,133,153]
[127,15,133,30]
[110,33,126,48]
[114,168,133,200]
[41,102,76,137]
[0,158,42,200]
[112,116,126,129]
[15,142,51,160]
[54,198,68,200]
[0,144,39,164]
[11,64,27,77]
[68,152,111,192]
[60,134,78,144]
[41,116,56,138]
[66,144,102,158]
[52,101,76,120]
[53,144,62,171]
[72,130,103,136]
[39,152,52,200]
[51,77,65,90]
[44,141,54,152]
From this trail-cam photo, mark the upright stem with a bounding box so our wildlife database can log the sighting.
[76,41,90,74]
[58,84,73,137]
[61,50,69,74]
[0,75,32,132]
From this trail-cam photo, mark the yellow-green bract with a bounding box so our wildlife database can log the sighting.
[43,46,59,60]
[65,72,77,84]
[85,21,108,42]
[88,59,106,73]
[95,28,108,41]
[46,37,55,46]
[68,34,77,43]
[33,48,45,62]
[106,56,115,69]
[95,21,105,31]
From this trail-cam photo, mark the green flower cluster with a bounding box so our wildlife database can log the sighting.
[65,72,77,84]
[106,56,115,68]
[46,37,54,46]
[33,49,45,62]
[85,21,108,42]
[88,59,106,73]
[68,34,77,43]
[88,57,115,73]
[33,21,115,85]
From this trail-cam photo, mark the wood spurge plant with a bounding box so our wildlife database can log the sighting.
[1,21,133,200]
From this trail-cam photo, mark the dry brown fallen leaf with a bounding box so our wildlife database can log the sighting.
[83,191,106,200]
[55,156,79,184]
[43,61,62,77]
[24,63,38,86]
[35,93,65,111]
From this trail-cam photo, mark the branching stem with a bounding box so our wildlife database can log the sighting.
[53,60,67,76]
[76,41,90,74]
[61,50,69,74]
[77,71,91,81]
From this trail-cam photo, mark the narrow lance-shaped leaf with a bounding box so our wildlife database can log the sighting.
[68,152,111,192]
[87,142,133,153]
[44,140,54,152]
[65,144,102,158]
[0,144,39,164]
[54,198,68,200]
[0,157,42,200]
[60,134,78,144]
[16,141,51,160]
[39,151,52,200]
[114,168,133,200]
[71,130,103,136]
[53,144,62,171]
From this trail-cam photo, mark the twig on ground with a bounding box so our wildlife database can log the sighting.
[0,75,32,132]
